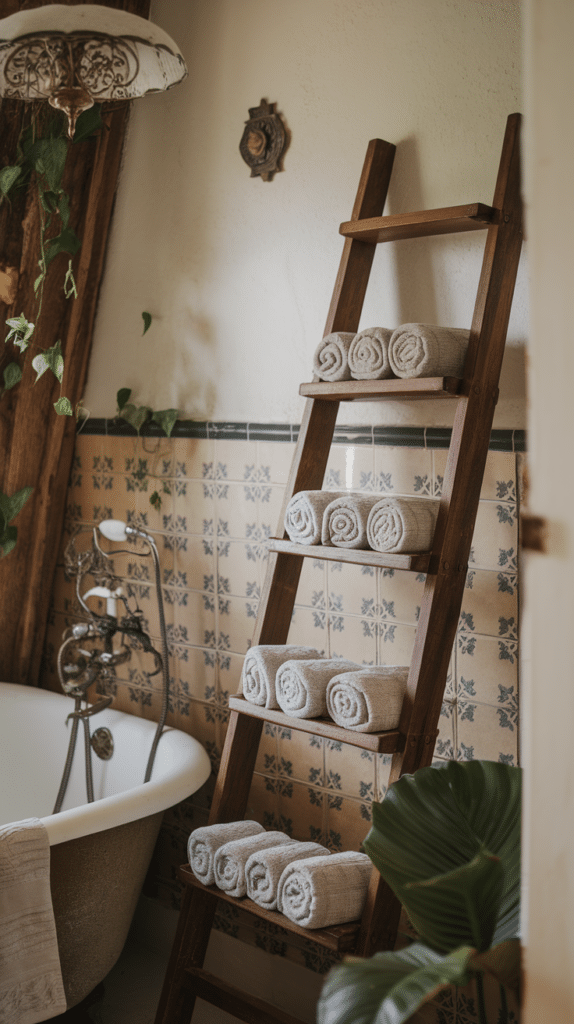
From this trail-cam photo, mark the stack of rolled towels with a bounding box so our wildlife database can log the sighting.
[241,645,408,733]
[284,489,439,553]
[312,323,469,381]
[188,820,373,928]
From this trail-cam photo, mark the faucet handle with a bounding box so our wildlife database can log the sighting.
[82,585,123,618]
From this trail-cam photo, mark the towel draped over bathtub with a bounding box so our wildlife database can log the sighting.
[0,817,66,1024]
[241,645,323,709]
[188,820,265,887]
[277,851,373,929]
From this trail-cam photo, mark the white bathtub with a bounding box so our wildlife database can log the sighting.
[0,681,211,1009]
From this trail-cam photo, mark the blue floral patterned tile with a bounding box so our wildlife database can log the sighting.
[277,780,326,846]
[327,562,377,619]
[256,440,296,484]
[375,446,433,497]
[173,437,215,481]
[456,700,518,764]
[377,566,426,627]
[288,605,329,655]
[324,742,376,803]
[277,729,324,787]
[456,633,519,707]
[471,500,518,570]
[326,794,372,853]
[213,439,258,482]
[459,567,518,640]
[326,611,376,664]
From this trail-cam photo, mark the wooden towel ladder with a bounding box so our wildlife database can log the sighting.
[154,112,523,1024]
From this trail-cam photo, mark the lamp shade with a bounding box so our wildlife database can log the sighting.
[0,4,187,134]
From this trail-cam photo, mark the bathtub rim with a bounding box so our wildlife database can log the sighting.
[1,681,212,847]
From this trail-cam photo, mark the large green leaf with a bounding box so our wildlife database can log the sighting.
[0,486,33,525]
[317,943,475,1024]
[364,761,521,954]
[32,340,64,384]
[152,408,178,437]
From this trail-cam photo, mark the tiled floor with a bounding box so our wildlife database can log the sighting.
[55,896,322,1024]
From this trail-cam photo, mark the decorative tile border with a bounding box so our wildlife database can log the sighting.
[79,418,527,452]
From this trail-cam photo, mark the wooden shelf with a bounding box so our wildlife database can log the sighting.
[178,865,362,953]
[267,537,431,574]
[182,967,306,1024]
[228,695,403,753]
[299,376,461,402]
[340,202,495,243]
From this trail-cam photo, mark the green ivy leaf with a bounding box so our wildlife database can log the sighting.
[73,104,103,143]
[150,490,162,510]
[121,403,152,432]
[32,136,68,193]
[5,313,34,351]
[152,408,178,437]
[0,523,18,558]
[142,311,152,335]
[0,485,33,526]
[44,226,81,268]
[54,396,73,416]
[0,164,21,198]
[32,339,64,384]
[3,362,22,390]
[116,388,132,413]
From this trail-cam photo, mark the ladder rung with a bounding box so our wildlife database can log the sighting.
[179,865,363,952]
[267,538,431,574]
[228,695,403,753]
[299,376,461,401]
[340,202,495,243]
[182,965,306,1024]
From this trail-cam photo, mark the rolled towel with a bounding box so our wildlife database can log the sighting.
[284,490,347,545]
[312,332,355,381]
[388,323,470,379]
[241,645,323,709]
[188,820,265,886]
[278,851,373,929]
[366,497,439,553]
[326,666,409,732]
[276,658,360,719]
[214,831,296,898]
[348,327,394,380]
[245,841,330,910]
[321,493,384,549]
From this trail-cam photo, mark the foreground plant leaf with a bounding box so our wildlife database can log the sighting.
[3,362,22,389]
[0,486,33,558]
[5,313,34,351]
[364,761,521,954]
[54,396,73,416]
[317,944,475,1024]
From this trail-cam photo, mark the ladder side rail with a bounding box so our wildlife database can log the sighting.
[391,111,523,781]
[355,113,523,960]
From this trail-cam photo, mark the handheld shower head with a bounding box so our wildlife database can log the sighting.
[98,519,128,543]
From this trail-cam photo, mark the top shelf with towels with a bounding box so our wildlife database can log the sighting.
[339,202,495,244]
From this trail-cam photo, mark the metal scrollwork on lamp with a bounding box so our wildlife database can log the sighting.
[0,3,188,138]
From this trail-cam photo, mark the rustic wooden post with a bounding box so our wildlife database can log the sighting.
[0,0,151,686]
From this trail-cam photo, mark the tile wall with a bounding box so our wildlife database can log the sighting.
[42,421,522,1012]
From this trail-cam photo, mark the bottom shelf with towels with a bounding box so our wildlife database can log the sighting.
[178,866,363,954]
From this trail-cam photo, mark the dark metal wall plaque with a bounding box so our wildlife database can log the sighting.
[239,99,286,181]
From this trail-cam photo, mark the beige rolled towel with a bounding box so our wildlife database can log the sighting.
[326,666,409,732]
[322,493,384,549]
[245,841,330,910]
[276,658,360,719]
[348,327,394,380]
[241,645,323,709]
[214,831,296,898]
[366,497,439,553]
[284,490,347,545]
[313,332,355,381]
[388,323,470,379]
[188,820,265,887]
[278,851,373,929]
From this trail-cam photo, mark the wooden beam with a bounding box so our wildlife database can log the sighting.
[0,0,151,686]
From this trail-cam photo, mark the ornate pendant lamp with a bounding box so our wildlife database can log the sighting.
[0,3,187,138]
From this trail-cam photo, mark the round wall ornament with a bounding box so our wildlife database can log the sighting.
[239,98,286,181]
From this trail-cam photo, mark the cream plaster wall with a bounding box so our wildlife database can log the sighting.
[84,0,525,428]
[522,0,574,1020]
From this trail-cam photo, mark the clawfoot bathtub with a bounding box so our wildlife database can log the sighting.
[0,681,211,1010]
